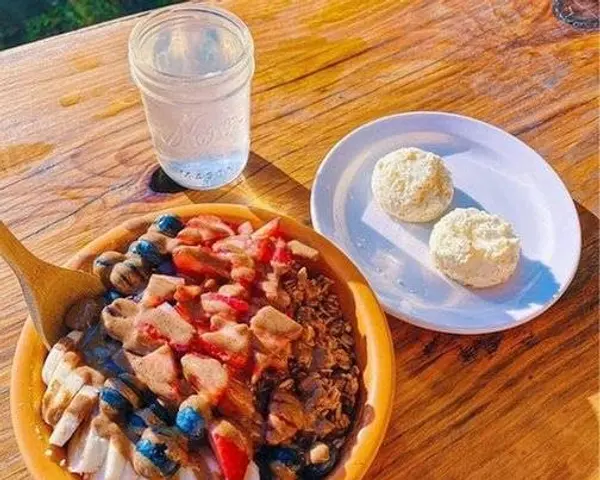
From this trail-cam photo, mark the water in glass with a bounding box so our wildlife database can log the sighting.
[129,6,254,190]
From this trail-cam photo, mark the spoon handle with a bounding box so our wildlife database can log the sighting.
[0,221,51,339]
[0,221,51,280]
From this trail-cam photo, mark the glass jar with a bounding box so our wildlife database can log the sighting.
[129,5,254,190]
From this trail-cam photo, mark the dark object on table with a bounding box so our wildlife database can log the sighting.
[553,0,599,30]
[149,167,187,194]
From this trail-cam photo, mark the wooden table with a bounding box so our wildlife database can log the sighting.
[0,1,598,478]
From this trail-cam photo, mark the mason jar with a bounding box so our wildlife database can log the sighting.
[129,5,254,190]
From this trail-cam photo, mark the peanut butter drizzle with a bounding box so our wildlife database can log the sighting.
[66,390,97,422]
[41,352,82,418]
[44,366,104,425]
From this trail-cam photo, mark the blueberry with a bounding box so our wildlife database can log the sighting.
[258,446,302,471]
[273,447,302,468]
[130,240,164,266]
[175,407,205,440]
[301,445,339,479]
[103,290,122,304]
[135,438,180,477]
[154,214,184,237]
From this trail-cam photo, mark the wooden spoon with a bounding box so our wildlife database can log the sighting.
[0,221,105,349]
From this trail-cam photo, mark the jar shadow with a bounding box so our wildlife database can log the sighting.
[149,151,311,224]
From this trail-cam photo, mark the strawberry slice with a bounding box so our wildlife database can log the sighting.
[173,246,230,279]
[178,226,231,246]
[125,345,183,406]
[178,215,235,245]
[209,420,251,480]
[237,221,254,235]
[251,218,280,239]
[175,302,207,325]
[188,215,235,233]
[174,285,207,325]
[213,234,275,266]
[231,266,256,285]
[181,354,229,403]
[271,238,293,275]
[176,228,206,246]
[212,235,249,254]
[218,284,248,299]
[141,274,184,307]
[199,320,251,371]
[251,238,274,264]
[197,340,250,372]
[135,303,196,352]
[201,293,249,316]
[174,285,202,303]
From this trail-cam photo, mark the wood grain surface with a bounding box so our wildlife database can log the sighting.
[0,0,598,478]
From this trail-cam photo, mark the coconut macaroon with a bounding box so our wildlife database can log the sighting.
[429,208,521,288]
[371,147,453,222]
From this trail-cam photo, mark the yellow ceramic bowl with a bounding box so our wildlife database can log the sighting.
[11,204,394,480]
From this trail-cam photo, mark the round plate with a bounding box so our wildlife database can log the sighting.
[311,112,581,334]
[11,204,394,480]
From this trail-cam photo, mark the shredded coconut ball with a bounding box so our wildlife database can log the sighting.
[429,208,521,288]
[371,147,453,222]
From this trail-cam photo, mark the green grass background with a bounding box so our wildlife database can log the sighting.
[0,0,184,50]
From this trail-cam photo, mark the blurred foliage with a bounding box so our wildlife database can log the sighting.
[0,0,183,50]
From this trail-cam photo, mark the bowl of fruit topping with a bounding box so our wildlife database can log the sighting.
[11,204,394,480]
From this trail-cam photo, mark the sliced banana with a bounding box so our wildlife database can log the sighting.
[45,367,104,426]
[104,439,129,480]
[50,385,99,447]
[42,331,83,385]
[68,418,109,474]
[42,351,82,425]
[121,460,142,480]
[86,437,129,480]
[67,418,91,472]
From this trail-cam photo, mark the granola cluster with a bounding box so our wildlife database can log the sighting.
[281,263,359,441]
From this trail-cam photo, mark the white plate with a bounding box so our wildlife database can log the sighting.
[311,112,581,334]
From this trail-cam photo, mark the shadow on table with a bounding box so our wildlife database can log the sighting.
[149,151,311,224]
[372,201,599,478]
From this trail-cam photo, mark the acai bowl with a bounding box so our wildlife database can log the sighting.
[11,204,394,480]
